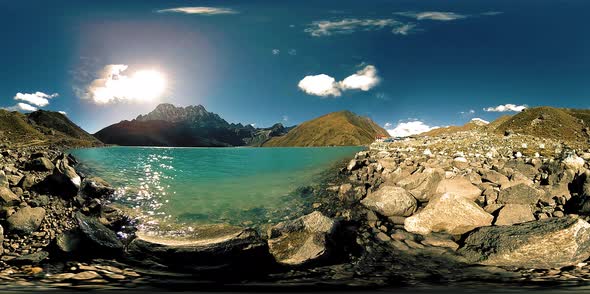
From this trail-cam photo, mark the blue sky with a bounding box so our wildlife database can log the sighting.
[1,0,589,134]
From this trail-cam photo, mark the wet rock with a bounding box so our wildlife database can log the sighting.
[27,157,54,171]
[6,251,49,265]
[497,183,543,205]
[268,211,337,266]
[127,224,270,270]
[75,212,123,254]
[0,186,19,206]
[435,177,482,201]
[81,177,115,199]
[494,204,535,226]
[404,193,493,235]
[6,206,45,235]
[361,186,417,217]
[460,217,590,269]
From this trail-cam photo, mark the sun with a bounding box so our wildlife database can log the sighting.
[130,70,167,101]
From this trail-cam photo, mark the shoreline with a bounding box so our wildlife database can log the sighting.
[1,136,590,291]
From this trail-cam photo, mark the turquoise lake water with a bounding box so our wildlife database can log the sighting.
[70,146,362,231]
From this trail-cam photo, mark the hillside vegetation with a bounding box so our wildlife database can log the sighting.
[263,111,388,147]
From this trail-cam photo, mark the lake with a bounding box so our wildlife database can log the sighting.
[70,146,362,233]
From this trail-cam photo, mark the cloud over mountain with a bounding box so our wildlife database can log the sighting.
[14,92,58,107]
[385,120,439,137]
[484,104,527,112]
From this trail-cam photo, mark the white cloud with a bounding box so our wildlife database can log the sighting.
[484,104,527,112]
[339,65,380,91]
[392,23,418,35]
[282,115,289,122]
[14,92,58,107]
[156,7,238,15]
[272,49,280,55]
[80,64,167,104]
[58,111,67,115]
[288,49,297,56]
[298,65,380,97]
[481,11,504,16]
[385,121,438,137]
[298,74,341,97]
[304,18,399,37]
[384,122,393,128]
[3,103,38,112]
[395,11,467,21]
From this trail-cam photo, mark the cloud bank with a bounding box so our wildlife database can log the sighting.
[298,65,380,97]
[395,11,467,21]
[484,104,527,112]
[156,7,238,15]
[304,18,399,37]
[3,103,38,112]
[385,121,438,137]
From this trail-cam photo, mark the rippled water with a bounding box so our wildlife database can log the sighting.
[70,146,362,231]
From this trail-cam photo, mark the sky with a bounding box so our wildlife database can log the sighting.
[1,0,589,135]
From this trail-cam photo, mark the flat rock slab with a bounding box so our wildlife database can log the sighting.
[361,186,417,217]
[498,183,543,205]
[404,193,493,235]
[435,178,482,201]
[459,217,590,269]
[494,204,535,226]
[127,224,269,269]
[75,212,123,253]
[268,211,337,266]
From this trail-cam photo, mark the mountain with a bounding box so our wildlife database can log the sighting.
[94,103,290,147]
[0,109,102,148]
[262,111,388,147]
[491,106,590,142]
[421,118,490,137]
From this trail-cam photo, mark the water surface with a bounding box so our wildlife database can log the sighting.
[71,146,361,231]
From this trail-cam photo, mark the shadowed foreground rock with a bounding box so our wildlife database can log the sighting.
[267,211,338,266]
[459,217,590,268]
[126,224,271,272]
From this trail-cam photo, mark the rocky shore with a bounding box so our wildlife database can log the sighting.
[1,129,590,291]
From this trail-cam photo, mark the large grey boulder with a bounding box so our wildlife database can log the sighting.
[81,177,115,199]
[404,193,493,235]
[27,157,54,171]
[361,186,417,217]
[7,206,45,235]
[494,204,535,226]
[460,217,590,269]
[268,211,337,266]
[397,168,444,201]
[497,183,543,205]
[0,186,19,206]
[127,224,269,270]
[75,212,123,254]
[435,177,482,201]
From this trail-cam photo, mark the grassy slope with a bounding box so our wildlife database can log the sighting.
[0,110,45,146]
[492,106,589,142]
[263,111,389,147]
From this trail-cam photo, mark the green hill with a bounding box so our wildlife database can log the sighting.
[492,106,590,143]
[263,111,388,147]
[0,109,102,148]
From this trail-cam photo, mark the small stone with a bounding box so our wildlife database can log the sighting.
[71,271,102,281]
[376,232,391,242]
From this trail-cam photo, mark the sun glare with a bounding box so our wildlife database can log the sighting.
[131,70,167,101]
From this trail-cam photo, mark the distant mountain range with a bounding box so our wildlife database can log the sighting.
[94,103,293,147]
[263,110,389,147]
[0,109,102,148]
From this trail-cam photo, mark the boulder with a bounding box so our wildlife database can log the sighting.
[18,175,35,190]
[497,183,543,205]
[398,168,444,201]
[75,212,123,253]
[361,186,417,217]
[435,177,482,201]
[268,211,337,266]
[55,230,82,253]
[127,224,270,270]
[563,154,586,172]
[27,157,54,171]
[0,170,8,187]
[404,193,493,235]
[0,186,19,206]
[494,204,535,226]
[480,170,510,187]
[81,177,115,199]
[460,217,590,268]
[7,206,45,235]
[6,251,49,265]
[42,159,81,197]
